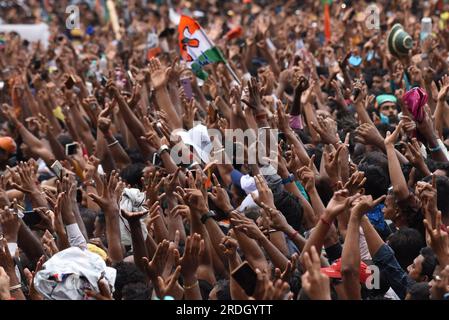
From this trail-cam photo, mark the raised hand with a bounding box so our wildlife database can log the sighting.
[207,174,233,214]
[219,236,239,258]
[23,256,45,300]
[355,123,384,147]
[176,187,208,215]
[350,194,386,219]
[344,171,366,196]
[242,77,263,111]
[301,245,331,300]
[182,98,198,130]
[274,253,298,283]
[323,144,344,186]
[296,155,316,192]
[83,155,101,183]
[149,58,170,90]
[0,266,11,300]
[157,265,182,299]
[231,215,265,241]
[423,211,449,268]
[143,171,163,206]
[0,205,21,242]
[142,239,170,282]
[88,170,122,212]
[0,239,15,277]
[325,189,354,219]
[174,233,205,279]
[250,175,275,208]
[437,74,449,102]
[384,121,404,147]
[252,268,293,300]
[7,161,39,194]
[141,116,163,150]
[258,201,291,234]
[85,278,114,300]
[121,209,148,222]
[41,230,59,257]
[310,116,339,145]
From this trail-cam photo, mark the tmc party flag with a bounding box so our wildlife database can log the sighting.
[178,15,226,80]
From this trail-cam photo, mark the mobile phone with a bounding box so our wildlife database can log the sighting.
[50,160,64,179]
[152,152,161,166]
[231,261,257,296]
[101,75,108,87]
[65,142,78,156]
[22,210,42,227]
[127,70,135,86]
[180,77,193,99]
[65,75,76,89]
[86,81,93,95]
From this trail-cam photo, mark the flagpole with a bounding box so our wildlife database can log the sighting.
[197,27,241,86]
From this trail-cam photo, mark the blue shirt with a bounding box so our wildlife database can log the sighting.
[372,244,416,299]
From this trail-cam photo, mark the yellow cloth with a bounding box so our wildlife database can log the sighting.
[87,244,107,261]
[53,106,65,121]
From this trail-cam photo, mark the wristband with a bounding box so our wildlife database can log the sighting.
[184,281,199,290]
[429,144,441,153]
[157,144,170,156]
[10,284,22,292]
[107,140,119,148]
[201,210,216,224]
[282,174,295,185]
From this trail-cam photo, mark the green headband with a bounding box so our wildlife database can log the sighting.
[376,94,397,106]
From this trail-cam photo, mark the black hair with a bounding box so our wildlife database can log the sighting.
[56,133,74,147]
[305,144,322,169]
[315,176,334,207]
[96,213,106,224]
[273,190,304,232]
[112,262,148,300]
[422,175,449,218]
[387,227,425,271]
[79,206,97,239]
[121,282,151,300]
[419,247,438,280]
[429,160,449,175]
[358,163,390,200]
[407,282,430,300]
[120,162,146,189]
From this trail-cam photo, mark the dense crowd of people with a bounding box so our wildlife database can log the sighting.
[0,0,449,301]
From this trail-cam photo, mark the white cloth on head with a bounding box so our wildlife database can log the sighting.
[119,188,148,247]
[34,247,116,300]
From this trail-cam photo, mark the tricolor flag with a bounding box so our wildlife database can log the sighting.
[178,15,226,80]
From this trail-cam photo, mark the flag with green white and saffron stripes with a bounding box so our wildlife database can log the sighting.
[178,15,226,80]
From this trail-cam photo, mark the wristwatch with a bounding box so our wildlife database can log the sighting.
[201,210,216,224]
[281,174,295,185]
[157,144,170,156]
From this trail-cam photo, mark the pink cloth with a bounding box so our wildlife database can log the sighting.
[289,115,303,130]
[402,87,428,122]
